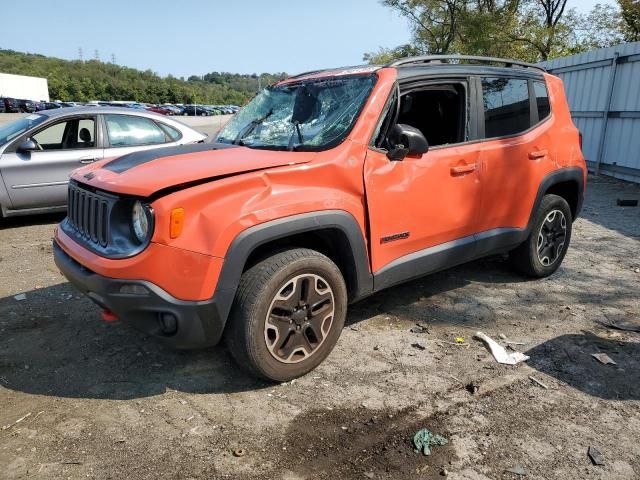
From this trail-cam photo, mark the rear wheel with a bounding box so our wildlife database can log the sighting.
[225,248,347,382]
[510,194,572,277]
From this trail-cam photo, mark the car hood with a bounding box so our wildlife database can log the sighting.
[72,143,312,197]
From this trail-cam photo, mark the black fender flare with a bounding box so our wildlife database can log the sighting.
[212,210,373,327]
[526,167,585,232]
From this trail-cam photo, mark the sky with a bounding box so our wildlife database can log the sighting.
[0,0,614,78]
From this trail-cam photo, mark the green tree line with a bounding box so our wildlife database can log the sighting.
[0,48,286,104]
[364,0,640,64]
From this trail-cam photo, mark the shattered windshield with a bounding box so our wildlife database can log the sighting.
[216,74,377,151]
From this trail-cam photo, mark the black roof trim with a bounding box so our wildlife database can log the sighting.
[387,55,546,72]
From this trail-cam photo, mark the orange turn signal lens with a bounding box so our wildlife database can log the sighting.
[170,208,185,239]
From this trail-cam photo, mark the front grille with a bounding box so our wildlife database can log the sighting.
[67,182,113,247]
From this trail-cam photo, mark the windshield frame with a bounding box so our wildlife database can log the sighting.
[215,72,379,152]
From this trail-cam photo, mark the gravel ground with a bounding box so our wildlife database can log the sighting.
[0,175,639,480]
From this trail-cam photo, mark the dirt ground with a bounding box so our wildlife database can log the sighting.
[1,175,639,480]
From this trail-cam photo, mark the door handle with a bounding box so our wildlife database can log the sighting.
[450,163,477,175]
[528,150,548,160]
[79,158,97,164]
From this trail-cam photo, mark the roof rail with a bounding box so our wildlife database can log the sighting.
[387,55,546,72]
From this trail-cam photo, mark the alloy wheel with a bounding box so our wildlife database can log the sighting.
[537,209,567,266]
[264,273,335,364]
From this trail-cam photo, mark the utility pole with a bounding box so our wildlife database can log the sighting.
[111,53,116,64]
[78,47,83,61]
[94,49,100,61]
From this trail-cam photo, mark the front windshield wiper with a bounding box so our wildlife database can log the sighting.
[287,121,303,151]
[233,109,274,145]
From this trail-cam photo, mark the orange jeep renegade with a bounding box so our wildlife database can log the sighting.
[54,56,586,381]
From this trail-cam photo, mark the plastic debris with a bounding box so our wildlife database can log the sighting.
[474,332,530,365]
[13,293,26,301]
[505,465,528,476]
[2,412,31,431]
[592,353,616,365]
[455,337,465,344]
[413,428,448,455]
[529,376,549,389]
[588,446,605,465]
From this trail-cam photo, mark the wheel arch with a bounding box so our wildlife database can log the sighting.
[213,210,373,328]
[530,167,584,229]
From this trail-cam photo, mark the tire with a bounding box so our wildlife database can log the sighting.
[225,248,348,382]
[510,194,572,278]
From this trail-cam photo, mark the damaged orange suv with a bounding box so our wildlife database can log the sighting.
[54,56,586,381]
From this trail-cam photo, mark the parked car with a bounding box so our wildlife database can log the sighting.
[17,99,36,113]
[52,56,586,381]
[183,105,213,116]
[2,97,21,113]
[162,105,183,115]
[146,105,172,115]
[43,102,62,110]
[0,107,206,217]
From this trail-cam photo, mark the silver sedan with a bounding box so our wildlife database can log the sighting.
[0,107,206,217]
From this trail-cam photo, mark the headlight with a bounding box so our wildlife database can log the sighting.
[132,201,151,243]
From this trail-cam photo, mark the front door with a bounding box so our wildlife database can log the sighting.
[364,79,482,280]
[2,116,101,209]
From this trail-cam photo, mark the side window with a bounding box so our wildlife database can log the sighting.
[533,81,551,121]
[105,115,168,147]
[394,83,467,148]
[32,118,96,150]
[482,77,530,138]
[77,119,95,148]
[33,121,67,150]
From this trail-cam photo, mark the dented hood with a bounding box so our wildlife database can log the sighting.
[71,143,311,197]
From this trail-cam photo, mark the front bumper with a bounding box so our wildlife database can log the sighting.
[53,240,225,349]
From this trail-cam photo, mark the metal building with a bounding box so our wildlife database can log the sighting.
[540,41,640,183]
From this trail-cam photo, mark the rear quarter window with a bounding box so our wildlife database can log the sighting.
[533,81,551,121]
[481,77,530,138]
[159,123,182,141]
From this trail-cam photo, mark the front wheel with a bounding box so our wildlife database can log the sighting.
[225,248,348,382]
[510,194,572,277]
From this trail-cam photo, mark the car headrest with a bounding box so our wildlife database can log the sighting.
[79,128,92,142]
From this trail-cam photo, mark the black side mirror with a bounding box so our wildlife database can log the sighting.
[386,124,429,161]
[17,138,38,152]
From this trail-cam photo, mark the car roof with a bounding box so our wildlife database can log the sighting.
[395,64,545,81]
[280,56,546,84]
[37,106,166,119]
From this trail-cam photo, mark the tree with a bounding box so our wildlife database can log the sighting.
[618,0,640,41]
[366,0,626,64]
[574,3,625,50]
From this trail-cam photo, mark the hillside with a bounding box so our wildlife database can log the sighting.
[0,49,286,105]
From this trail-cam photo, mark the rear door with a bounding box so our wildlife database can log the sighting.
[2,115,102,209]
[474,75,555,242]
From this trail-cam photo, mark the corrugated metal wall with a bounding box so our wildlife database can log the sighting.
[540,42,640,183]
